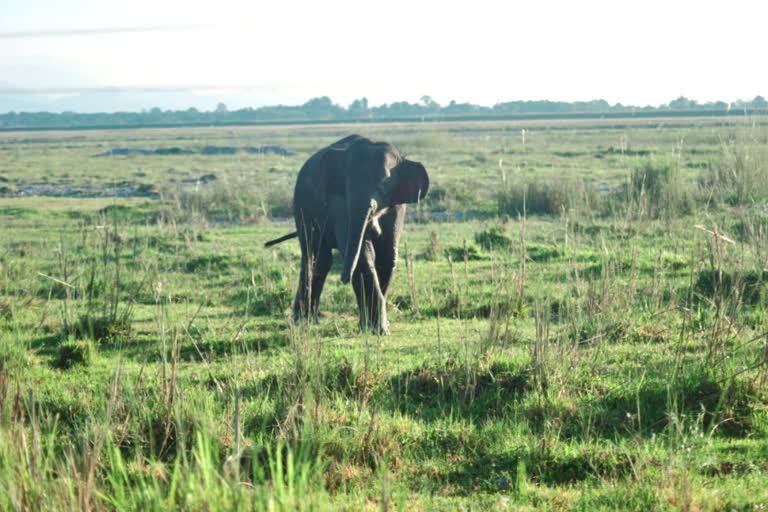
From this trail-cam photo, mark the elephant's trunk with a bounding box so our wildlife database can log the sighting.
[340,200,374,284]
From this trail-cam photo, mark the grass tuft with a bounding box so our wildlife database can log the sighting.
[53,338,95,369]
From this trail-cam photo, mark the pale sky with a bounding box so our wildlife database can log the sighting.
[1,0,767,111]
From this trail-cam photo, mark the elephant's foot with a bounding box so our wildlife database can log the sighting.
[379,317,391,336]
[291,306,320,326]
[359,318,390,336]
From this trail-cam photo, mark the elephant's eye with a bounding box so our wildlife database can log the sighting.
[378,178,394,195]
[374,183,391,206]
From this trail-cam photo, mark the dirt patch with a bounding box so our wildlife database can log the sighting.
[181,173,217,184]
[95,147,194,156]
[8,181,159,199]
[94,145,295,157]
[594,146,652,158]
[200,145,294,156]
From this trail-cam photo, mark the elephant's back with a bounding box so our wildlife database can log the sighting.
[292,137,358,221]
[293,151,327,219]
[293,134,391,220]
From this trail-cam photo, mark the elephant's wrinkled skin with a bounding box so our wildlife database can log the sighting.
[264,135,429,334]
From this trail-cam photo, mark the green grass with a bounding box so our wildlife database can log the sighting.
[1,118,767,510]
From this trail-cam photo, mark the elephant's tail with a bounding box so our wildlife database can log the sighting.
[264,232,298,248]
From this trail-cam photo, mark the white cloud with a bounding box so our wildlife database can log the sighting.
[1,0,766,110]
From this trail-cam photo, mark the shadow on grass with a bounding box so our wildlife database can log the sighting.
[387,361,530,422]
[443,445,632,493]
[694,269,768,306]
[589,375,758,439]
[30,333,65,356]
[102,333,290,362]
[43,323,292,362]
[387,360,758,439]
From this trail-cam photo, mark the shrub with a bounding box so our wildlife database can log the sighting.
[423,180,483,212]
[249,286,292,316]
[699,143,768,206]
[65,314,132,342]
[624,158,694,219]
[526,243,562,262]
[475,226,512,251]
[53,339,95,370]
[159,175,273,224]
[694,269,767,305]
[498,179,570,216]
[0,298,12,321]
[228,263,293,316]
[444,243,486,261]
[497,177,598,216]
[183,254,232,273]
[730,213,768,243]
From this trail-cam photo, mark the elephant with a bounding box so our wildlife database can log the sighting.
[264,135,429,334]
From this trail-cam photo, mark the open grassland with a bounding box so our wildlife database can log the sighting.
[1,117,767,510]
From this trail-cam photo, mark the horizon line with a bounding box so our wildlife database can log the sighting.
[0,25,215,39]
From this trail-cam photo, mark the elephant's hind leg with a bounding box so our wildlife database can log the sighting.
[308,242,332,322]
[292,234,332,324]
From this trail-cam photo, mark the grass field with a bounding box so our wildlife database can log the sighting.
[1,116,767,510]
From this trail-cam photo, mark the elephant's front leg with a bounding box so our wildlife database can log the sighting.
[373,252,395,336]
[352,240,388,335]
[371,206,403,334]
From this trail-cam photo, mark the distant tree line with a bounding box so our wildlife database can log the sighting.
[1,95,766,129]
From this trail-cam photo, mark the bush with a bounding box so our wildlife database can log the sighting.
[160,175,272,224]
[65,314,132,342]
[498,179,570,216]
[475,226,512,251]
[444,243,486,261]
[423,180,483,212]
[249,287,293,316]
[730,213,768,243]
[526,243,562,262]
[53,339,95,370]
[497,177,598,216]
[183,254,232,273]
[699,143,768,206]
[0,298,12,321]
[694,269,767,305]
[227,263,294,316]
[625,158,694,219]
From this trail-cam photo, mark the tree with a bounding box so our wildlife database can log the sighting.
[669,96,697,109]
[348,97,369,116]
[216,102,228,113]
[303,96,333,109]
[301,97,344,118]
[420,95,440,111]
[752,95,767,108]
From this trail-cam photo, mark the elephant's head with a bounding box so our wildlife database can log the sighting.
[336,143,429,284]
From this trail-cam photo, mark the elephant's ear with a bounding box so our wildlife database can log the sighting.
[320,148,347,197]
[390,160,429,205]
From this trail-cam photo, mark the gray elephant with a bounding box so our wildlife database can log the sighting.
[264,135,429,334]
